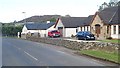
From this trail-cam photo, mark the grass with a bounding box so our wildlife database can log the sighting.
[98,39,120,43]
[80,50,120,64]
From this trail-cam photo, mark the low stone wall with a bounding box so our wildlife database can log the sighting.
[26,37,119,53]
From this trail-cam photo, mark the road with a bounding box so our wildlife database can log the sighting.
[2,37,117,66]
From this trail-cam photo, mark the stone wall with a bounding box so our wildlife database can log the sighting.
[26,37,119,53]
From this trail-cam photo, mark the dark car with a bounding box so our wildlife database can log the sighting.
[48,30,61,38]
[76,31,95,40]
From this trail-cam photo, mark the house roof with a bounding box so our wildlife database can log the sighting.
[57,17,86,28]
[25,22,55,30]
[80,15,94,26]
[98,6,119,25]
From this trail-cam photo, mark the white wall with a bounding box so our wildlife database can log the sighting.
[55,19,64,29]
[21,25,28,34]
[38,30,46,37]
[82,27,84,31]
[27,30,39,33]
[78,27,81,31]
[64,28,76,37]
[111,25,120,39]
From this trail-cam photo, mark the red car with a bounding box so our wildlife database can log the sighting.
[48,30,61,38]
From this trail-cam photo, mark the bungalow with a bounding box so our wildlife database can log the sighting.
[21,22,55,37]
[54,17,86,37]
[78,6,119,40]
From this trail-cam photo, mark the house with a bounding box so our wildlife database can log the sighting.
[54,17,86,37]
[78,6,119,40]
[21,22,55,37]
[90,6,119,39]
[77,7,119,40]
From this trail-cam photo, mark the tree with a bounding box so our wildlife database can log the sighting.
[49,18,56,22]
[116,1,120,6]
[98,6,103,11]
[110,2,116,6]
[65,15,71,17]
[102,2,108,9]
[2,23,23,36]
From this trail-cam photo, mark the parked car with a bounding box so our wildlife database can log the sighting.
[76,31,95,40]
[48,30,61,38]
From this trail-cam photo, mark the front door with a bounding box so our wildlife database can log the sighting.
[95,24,101,37]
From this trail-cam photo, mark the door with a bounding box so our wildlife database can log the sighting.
[95,24,101,37]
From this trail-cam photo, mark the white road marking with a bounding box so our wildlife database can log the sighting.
[24,51,38,61]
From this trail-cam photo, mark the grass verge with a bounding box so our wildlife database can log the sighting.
[98,39,120,44]
[80,50,120,64]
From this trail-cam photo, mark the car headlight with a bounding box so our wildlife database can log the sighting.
[87,36,90,38]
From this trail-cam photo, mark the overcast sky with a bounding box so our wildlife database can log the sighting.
[0,0,111,23]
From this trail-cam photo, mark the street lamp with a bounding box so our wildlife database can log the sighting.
[22,12,26,24]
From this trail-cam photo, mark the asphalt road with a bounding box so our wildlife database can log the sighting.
[2,37,117,66]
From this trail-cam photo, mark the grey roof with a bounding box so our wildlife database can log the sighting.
[98,6,119,25]
[80,15,94,26]
[25,22,55,30]
[60,17,86,28]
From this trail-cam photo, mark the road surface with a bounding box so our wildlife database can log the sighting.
[2,37,117,66]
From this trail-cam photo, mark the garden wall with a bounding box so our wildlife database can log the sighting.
[26,37,119,53]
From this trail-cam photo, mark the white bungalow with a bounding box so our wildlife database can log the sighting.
[21,22,55,37]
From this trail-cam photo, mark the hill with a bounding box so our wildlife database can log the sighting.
[17,15,61,23]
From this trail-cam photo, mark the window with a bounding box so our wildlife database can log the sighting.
[107,26,109,34]
[113,25,116,34]
[118,25,120,34]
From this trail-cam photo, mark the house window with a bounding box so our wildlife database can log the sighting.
[81,27,82,31]
[107,26,109,34]
[113,25,116,34]
[118,25,120,34]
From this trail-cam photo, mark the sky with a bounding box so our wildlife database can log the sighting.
[0,0,111,23]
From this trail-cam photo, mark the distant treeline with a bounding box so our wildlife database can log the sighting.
[2,23,23,37]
